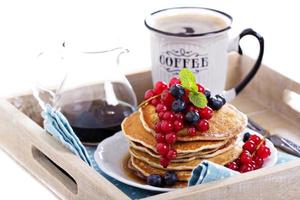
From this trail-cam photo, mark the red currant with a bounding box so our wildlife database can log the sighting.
[243,140,256,153]
[239,163,253,173]
[160,156,170,168]
[197,119,209,132]
[166,149,177,160]
[251,160,258,170]
[235,158,241,166]
[161,90,174,107]
[199,106,213,120]
[187,105,198,112]
[154,122,161,133]
[165,132,177,144]
[150,98,160,106]
[174,113,184,121]
[196,83,205,93]
[183,89,190,103]
[253,156,264,168]
[249,135,261,145]
[187,127,196,137]
[226,162,239,171]
[161,120,174,133]
[168,77,181,87]
[158,111,165,120]
[256,146,271,159]
[240,150,252,165]
[144,89,155,100]
[154,81,168,95]
[155,133,165,143]
[173,120,184,131]
[156,103,167,113]
[156,143,169,155]
[162,111,175,121]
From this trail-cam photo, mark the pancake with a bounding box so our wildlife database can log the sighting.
[130,156,191,182]
[122,112,228,153]
[129,141,219,159]
[129,136,236,162]
[128,157,188,188]
[129,145,242,170]
[139,103,247,141]
[172,137,237,162]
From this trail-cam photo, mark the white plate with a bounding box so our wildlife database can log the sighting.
[94,128,277,192]
[94,131,174,192]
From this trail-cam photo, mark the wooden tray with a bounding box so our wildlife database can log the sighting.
[0,54,300,200]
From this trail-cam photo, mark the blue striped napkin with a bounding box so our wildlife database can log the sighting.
[188,161,239,186]
[188,152,297,187]
[42,104,92,166]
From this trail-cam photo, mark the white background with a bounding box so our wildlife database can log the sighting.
[0,0,299,199]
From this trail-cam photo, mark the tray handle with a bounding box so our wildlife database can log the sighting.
[0,99,129,200]
[31,145,78,194]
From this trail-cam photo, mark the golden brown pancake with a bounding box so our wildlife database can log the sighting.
[139,103,247,141]
[172,137,237,162]
[130,156,191,182]
[129,136,236,162]
[122,112,228,153]
[129,141,218,159]
[195,137,237,159]
[129,146,242,170]
[122,101,246,188]
[127,157,188,188]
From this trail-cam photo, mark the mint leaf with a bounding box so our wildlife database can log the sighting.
[179,68,207,108]
[188,92,207,108]
[189,83,198,93]
[179,69,198,92]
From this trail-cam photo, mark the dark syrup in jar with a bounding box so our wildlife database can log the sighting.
[61,99,134,145]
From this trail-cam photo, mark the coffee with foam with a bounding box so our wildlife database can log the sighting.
[154,13,228,36]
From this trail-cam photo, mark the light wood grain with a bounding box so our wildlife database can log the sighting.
[0,54,299,200]
[0,99,129,200]
[238,54,300,124]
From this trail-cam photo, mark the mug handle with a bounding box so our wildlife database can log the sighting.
[223,28,264,101]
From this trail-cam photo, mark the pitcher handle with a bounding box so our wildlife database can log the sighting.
[116,48,130,65]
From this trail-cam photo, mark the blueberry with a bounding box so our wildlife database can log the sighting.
[164,171,177,186]
[185,111,200,124]
[204,89,211,99]
[243,132,251,142]
[216,94,226,105]
[170,84,185,99]
[172,99,186,112]
[147,174,163,187]
[208,97,223,111]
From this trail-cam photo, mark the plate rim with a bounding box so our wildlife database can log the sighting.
[94,129,278,192]
[94,131,176,192]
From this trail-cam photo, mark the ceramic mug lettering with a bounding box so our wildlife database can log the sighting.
[145,7,264,100]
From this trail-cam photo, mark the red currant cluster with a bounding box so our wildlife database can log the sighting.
[144,77,216,168]
[226,133,271,173]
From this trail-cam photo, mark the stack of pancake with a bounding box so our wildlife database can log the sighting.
[121,103,247,188]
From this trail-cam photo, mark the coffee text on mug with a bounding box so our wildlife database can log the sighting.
[159,48,208,74]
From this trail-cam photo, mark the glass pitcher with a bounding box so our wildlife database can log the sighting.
[35,43,137,145]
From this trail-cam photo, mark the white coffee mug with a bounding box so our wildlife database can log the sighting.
[145,7,264,101]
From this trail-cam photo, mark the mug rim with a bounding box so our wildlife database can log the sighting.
[144,7,233,37]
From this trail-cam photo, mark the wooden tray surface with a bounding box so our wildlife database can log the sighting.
[0,53,299,200]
